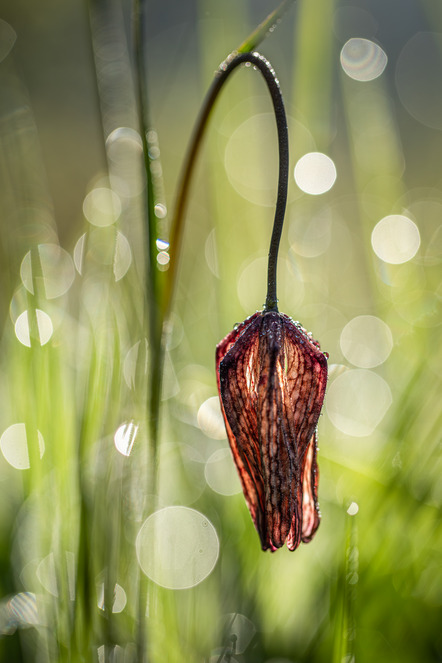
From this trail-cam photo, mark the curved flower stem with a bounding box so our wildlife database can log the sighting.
[164,51,289,320]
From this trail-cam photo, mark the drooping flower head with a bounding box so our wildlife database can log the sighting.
[204,52,328,551]
[216,311,327,551]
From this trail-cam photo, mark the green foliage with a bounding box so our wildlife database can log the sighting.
[0,1,441,662]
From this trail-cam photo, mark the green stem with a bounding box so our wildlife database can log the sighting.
[236,0,295,54]
[164,51,289,318]
[133,2,163,661]
[133,0,164,454]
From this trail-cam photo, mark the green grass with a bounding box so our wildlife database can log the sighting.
[0,1,441,662]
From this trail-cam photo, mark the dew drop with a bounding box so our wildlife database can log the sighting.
[347,501,359,516]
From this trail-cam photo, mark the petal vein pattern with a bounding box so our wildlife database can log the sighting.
[216,311,327,552]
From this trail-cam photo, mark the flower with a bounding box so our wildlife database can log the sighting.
[216,310,328,551]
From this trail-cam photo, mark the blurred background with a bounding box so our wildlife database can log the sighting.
[0,1,441,662]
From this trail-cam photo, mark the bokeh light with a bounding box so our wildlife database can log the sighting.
[347,502,359,516]
[106,127,144,198]
[340,38,387,82]
[73,229,132,280]
[123,339,149,390]
[136,506,219,589]
[224,113,277,207]
[83,187,122,227]
[0,424,44,470]
[157,443,205,505]
[224,112,315,206]
[37,552,76,600]
[20,244,75,299]
[220,613,256,654]
[326,369,392,436]
[340,315,393,368]
[371,215,420,264]
[294,152,337,195]
[7,593,40,629]
[113,231,132,280]
[197,397,226,440]
[396,32,442,130]
[114,421,138,456]
[97,582,127,613]
[288,205,332,258]
[14,309,53,347]
[204,448,242,496]
[0,19,16,63]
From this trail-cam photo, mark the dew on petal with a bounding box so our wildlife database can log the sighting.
[83,187,122,227]
[340,315,393,368]
[371,215,420,264]
[136,506,219,589]
[197,397,227,440]
[114,421,138,457]
[15,309,53,347]
[0,424,44,470]
[340,38,387,82]
[20,244,75,299]
[326,369,392,437]
[205,448,242,496]
[294,152,337,195]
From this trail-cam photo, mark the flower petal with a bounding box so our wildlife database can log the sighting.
[216,310,327,551]
[300,432,320,543]
[217,314,268,545]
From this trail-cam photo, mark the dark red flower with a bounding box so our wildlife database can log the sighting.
[216,310,328,551]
